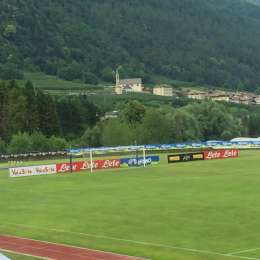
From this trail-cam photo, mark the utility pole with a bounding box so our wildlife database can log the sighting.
[69,144,73,173]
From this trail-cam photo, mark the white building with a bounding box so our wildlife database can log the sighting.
[239,96,252,105]
[254,95,260,105]
[115,78,143,94]
[153,86,173,97]
[115,85,123,95]
[210,93,230,102]
[187,91,208,100]
[102,110,119,121]
[229,95,241,104]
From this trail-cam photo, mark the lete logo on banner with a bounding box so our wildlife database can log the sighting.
[203,149,239,160]
[55,161,83,173]
[120,156,160,167]
[9,165,56,177]
[56,159,121,173]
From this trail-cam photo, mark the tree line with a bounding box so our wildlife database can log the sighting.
[1,81,260,154]
[0,81,99,153]
[81,100,260,147]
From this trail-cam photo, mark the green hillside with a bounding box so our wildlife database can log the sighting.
[1,0,260,90]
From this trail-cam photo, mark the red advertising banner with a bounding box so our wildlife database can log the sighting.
[203,149,239,160]
[56,162,83,173]
[56,159,121,173]
[93,159,121,169]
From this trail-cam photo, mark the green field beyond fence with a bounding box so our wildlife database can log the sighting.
[1,151,260,260]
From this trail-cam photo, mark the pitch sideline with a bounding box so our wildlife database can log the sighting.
[0,223,260,260]
[227,248,260,256]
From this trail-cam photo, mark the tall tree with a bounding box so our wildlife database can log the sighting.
[121,100,146,126]
[37,91,60,136]
[2,86,27,140]
[23,81,40,133]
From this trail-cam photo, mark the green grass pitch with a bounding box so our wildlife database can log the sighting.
[0,150,260,260]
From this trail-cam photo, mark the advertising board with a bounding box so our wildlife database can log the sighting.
[56,161,83,173]
[203,149,239,160]
[56,159,121,173]
[168,152,204,163]
[120,156,160,167]
[9,164,56,177]
[93,159,121,170]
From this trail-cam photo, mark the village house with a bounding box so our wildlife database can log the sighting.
[153,85,174,97]
[102,110,119,121]
[229,94,241,104]
[115,78,143,94]
[187,90,208,100]
[254,95,260,105]
[229,93,254,105]
[209,92,230,102]
[239,95,254,105]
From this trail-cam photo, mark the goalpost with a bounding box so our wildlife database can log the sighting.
[70,145,148,174]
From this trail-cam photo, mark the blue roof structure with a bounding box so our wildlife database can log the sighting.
[68,140,260,154]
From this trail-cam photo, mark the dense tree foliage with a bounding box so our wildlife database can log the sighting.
[1,0,260,90]
[104,102,239,145]
[7,132,68,154]
[0,80,100,153]
[1,80,260,154]
[81,100,260,147]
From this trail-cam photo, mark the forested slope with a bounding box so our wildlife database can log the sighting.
[1,0,260,90]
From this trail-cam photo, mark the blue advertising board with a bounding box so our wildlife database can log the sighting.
[120,156,160,167]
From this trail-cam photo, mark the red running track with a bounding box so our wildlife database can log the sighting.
[0,235,146,260]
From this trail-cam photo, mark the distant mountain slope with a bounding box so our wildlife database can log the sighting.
[1,0,260,90]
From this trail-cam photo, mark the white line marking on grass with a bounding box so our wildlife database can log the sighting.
[228,248,260,255]
[0,248,53,260]
[1,223,260,260]
[0,231,148,260]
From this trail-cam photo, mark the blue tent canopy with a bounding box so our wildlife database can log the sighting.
[68,140,260,155]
